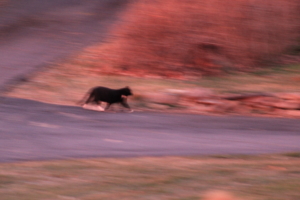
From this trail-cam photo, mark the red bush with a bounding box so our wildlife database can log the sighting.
[94,0,300,77]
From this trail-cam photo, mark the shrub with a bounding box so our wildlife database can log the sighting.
[93,0,300,77]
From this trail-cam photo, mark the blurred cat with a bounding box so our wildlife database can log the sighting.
[78,86,133,112]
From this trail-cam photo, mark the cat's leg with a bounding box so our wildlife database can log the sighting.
[83,93,94,107]
[121,100,133,113]
[105,103,111,111]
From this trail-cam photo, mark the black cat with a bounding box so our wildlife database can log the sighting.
[79,86,133,111]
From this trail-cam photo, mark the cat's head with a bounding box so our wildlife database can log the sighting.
[122,86,133,96]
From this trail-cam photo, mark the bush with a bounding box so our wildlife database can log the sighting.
[93,0,300,77]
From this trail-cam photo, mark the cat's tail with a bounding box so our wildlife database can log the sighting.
[76,88,92,106]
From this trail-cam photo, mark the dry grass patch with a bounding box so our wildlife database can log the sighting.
[0,154,299,200]
[6,62,300,113]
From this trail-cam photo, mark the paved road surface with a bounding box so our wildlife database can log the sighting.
[0,97,299,162]
[0,0,130,91]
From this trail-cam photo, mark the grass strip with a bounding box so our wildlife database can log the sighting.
[0,154,299,200]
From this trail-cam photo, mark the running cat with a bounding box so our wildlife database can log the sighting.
[78,86,133,112]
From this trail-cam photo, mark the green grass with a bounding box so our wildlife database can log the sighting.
[0,154,299,200]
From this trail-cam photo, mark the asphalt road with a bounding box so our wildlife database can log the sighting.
[0,0,130,91]
[0,97,300,162]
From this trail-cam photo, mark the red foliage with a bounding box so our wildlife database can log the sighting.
[94,0,300,77]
